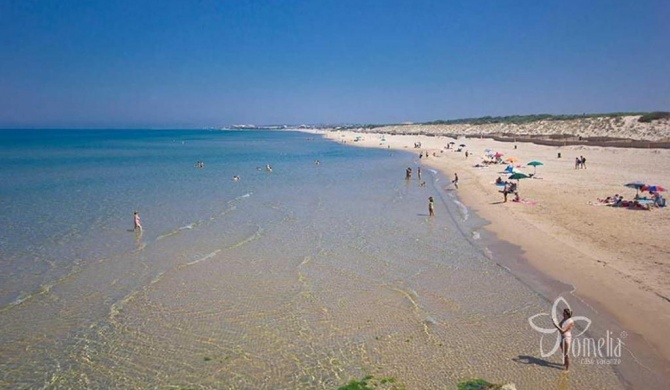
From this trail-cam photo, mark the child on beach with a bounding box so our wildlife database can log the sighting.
[428,196,435,217]
[133,211,142,232]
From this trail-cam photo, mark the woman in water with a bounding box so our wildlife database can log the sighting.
[133,211,142,232]
[428,196,435,217]
[554,308,575,371]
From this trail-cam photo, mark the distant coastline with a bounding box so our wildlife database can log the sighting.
[229,112,670,146]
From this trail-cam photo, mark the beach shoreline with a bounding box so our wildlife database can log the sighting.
[309,128,670,387]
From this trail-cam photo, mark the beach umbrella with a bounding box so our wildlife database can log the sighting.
[509,172,529,180]
[504,156,519,163]
[494,152,504,158]
[643,185,666,193]
[624,181,646,196]
[509,172,530,189]
[527,160,544,175]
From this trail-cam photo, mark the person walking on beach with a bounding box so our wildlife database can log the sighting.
[581,156,587,169]
[133,211,142,232]
[575,157,580,169]
[554,308,575,372]
[428,196,435,217]
[452,173,459,189]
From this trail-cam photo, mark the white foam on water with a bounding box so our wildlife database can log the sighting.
[451,198,469,221]
[185,249,222,266]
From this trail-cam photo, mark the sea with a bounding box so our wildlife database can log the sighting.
[0,129,630,389]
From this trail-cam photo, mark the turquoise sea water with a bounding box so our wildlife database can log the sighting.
[0,129,628,389]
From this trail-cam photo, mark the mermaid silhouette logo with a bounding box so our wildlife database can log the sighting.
[528,296,592,357]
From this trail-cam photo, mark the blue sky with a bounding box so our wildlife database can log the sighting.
[1,0,668,128]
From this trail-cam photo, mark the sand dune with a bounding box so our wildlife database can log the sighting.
[355,115,670,141]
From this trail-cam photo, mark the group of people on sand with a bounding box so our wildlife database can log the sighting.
[595,192,666,209]
[497,177,520,202]
[574,156,587,169]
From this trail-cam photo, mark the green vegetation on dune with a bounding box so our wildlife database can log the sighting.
[333,111,668,130]
[422,112,644,126]
[638,112,670,123]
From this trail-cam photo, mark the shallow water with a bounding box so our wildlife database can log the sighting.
[0,130,625,388]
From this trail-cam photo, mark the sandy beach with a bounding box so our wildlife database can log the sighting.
[317,128,670,384]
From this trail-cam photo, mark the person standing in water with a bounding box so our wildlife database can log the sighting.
[133,211,142,232]
[452,173,459,189]
[428,196,435,217]
[417,167,422,180]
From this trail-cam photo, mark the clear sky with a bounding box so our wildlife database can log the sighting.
[1,0,668,128]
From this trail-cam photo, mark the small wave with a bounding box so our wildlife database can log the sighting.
[471,231,481,240]
[109,290,140,321]
[149,271,166,286]
[0,263,84,313]
[5,291,33,309]
[186,249,222,266]
[156,222,200,241]
[156,231,177,241]
[220,205,237,216]
[156,203,239,242]
[229,192,253,204]
[226,227,263,250]
[451,199,469,221]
